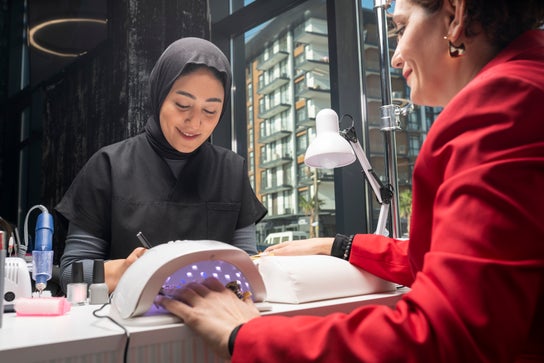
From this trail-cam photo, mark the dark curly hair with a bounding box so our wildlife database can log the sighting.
[409,0,544,48]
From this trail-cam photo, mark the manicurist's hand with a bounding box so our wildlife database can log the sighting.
[105,247,147,293]
[157,277,260,359]
[263,237,334,256]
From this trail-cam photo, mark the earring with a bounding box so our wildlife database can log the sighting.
[444,35,465,58]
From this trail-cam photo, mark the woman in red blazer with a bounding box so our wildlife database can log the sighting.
[158,0,544,362]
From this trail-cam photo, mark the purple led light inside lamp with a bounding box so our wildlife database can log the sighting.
[144,259,252,316]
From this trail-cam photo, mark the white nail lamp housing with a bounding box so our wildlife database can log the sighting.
[110,240,267,320]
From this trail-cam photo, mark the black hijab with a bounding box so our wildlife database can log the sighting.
[145,37,232,160]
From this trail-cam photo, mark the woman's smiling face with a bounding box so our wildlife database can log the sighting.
[159,67,224,153]
[390,0,454,106]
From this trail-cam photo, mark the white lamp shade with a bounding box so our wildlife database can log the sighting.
[304,109,355,169]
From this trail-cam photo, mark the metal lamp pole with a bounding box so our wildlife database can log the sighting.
[374,0,402,238]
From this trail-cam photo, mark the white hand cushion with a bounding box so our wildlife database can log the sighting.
[258,255,396,304]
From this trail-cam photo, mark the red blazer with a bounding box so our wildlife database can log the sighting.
[234,30,544,363]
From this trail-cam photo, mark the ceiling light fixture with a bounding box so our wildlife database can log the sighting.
[28,18,107,58]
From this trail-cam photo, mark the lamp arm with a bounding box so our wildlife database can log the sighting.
[340,127,393,205]
[340,126,393,237]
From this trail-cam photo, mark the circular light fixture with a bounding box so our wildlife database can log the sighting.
[29,18,107,58]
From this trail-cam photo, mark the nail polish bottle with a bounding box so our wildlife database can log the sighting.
[67,261,87,305]
[89,259,109,305]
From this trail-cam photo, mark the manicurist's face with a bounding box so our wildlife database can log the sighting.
[159,67,224,153]
[390,0,453,106]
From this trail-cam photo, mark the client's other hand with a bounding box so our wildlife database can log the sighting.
[263,237,334,256]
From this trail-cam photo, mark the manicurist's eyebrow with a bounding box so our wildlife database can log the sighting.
[175,90,222,103]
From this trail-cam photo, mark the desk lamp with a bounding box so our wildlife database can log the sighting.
[305,102,411,237]
[305,108,394,236]
[307,0,410,238]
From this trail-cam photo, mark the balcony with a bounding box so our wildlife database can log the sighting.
[296,113,315,128]
[295,49,329,73]
[258,102,291,119]
[260,182,293,195]
[296,86,330,101]
[260,154,293,169]
[257,50,289,71]
[294,26,329,46]
[297,170,334,187]
[295,73,330,101]
[258,128,292,144]
[257,74,290,95]
[296,57,329,74]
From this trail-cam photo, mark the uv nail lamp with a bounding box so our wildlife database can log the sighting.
[111,240,266,320]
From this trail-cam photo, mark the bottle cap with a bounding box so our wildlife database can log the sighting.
[72,261,84,283]
[92,259,105,283]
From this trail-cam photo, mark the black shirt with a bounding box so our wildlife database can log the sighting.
[55,134,267,260]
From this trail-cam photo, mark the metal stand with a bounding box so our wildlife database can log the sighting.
[374,0,402,238]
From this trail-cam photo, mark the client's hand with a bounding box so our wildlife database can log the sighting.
[105,247,147,293]
[263,237,334,256]
[157,277,260,359]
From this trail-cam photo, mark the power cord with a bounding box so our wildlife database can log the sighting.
[22,204,50,258]
[92,303,131,363]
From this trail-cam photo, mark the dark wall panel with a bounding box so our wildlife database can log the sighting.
[41,0,209,260]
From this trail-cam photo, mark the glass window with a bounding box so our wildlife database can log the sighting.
[211,0,441,241]
[238,0,331,240]
[248,126,254,149]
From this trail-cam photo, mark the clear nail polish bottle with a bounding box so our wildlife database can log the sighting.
[89,259,109,305]
[67,261,87,305]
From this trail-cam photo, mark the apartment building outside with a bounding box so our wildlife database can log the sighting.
[244,2,439,245]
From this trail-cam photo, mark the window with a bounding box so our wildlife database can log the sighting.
[212,0,332,239]
[211,0,440,239]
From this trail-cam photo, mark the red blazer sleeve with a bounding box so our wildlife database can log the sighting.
[349,234,413,286]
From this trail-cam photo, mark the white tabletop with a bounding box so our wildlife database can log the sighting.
[0,289,405,363]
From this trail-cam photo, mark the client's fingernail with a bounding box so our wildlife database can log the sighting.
[154,295,169,307]
[242,291,252,301]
